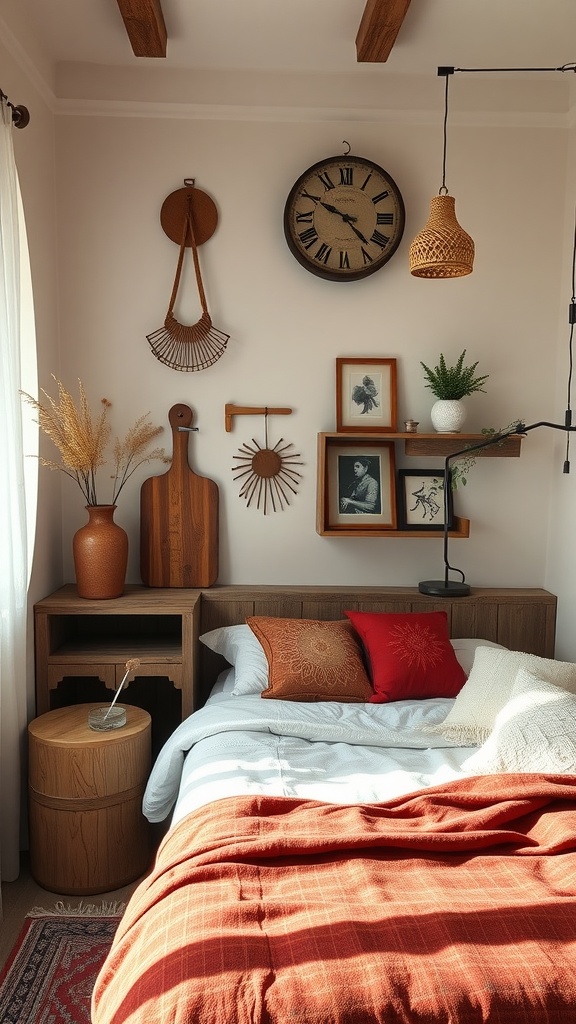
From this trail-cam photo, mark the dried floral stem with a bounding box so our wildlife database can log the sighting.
[20,377,167,506]
[103,658,141,720]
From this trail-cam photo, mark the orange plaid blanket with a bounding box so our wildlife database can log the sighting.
[92,774,576,1024]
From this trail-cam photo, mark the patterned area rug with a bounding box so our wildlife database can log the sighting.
[0,903,124,1024]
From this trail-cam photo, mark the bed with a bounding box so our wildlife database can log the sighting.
[91,585,576,1024]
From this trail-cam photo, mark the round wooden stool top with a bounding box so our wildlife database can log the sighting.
[29,702,151,747]
[29,703,151,800]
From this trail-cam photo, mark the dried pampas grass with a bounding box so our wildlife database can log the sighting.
[21,376,168,506]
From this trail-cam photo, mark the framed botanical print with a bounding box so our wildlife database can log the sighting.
[397,469,453,531]
[317,435,397,533]
[336,357,397,433]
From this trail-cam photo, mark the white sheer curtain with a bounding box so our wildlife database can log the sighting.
[0,97,32,890]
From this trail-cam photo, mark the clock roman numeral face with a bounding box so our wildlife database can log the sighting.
[283,155,405,281]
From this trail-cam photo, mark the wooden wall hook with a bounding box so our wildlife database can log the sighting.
[225,403,292,432]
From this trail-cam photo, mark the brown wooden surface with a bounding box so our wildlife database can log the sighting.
[356,0,412,62]
[335,358,398,433]
[115,0,167,57]
[197,585,557,706]
[316,433,469,538]
[28,703,152,894]
[403,433,522,458]
[34,584,201,719]
[140,404,219,588]
[160,186,218,247]
[116,0,411,66]
[316,432,522,538]
[34,585,557,715]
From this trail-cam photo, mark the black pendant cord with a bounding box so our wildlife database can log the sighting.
[436,67,455,196]
[439,72,449,195]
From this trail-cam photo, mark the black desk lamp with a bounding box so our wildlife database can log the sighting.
[418,419,575,597]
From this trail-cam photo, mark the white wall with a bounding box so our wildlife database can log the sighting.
[3,11,576,657]
[544,89,576,661]
[53,90,567,593]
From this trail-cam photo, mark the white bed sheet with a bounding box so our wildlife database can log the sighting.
[144,669,477,826]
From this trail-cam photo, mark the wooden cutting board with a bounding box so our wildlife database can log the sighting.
[140,404,218,587]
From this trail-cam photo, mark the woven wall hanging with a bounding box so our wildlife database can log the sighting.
[227,403,303,514]
[146,180,230,371]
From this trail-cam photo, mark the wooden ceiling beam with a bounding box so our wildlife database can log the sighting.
[116,0,167,58]
[356,0,412,63]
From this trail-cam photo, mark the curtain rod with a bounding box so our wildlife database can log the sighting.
[0,88,30,129]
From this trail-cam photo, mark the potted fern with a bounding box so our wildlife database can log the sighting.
[420,349,489,432]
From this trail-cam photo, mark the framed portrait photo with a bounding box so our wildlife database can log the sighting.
[336,357,397,433]
[397,469,454,531]
[317,436,397,533]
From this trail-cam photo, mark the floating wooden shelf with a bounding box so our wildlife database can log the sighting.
[400,432,522,458]
[318,515,470,540]
[316,431,522,540]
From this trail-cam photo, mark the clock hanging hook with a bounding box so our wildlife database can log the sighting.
[342,140,351,155]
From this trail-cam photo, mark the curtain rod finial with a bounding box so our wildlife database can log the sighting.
[11,105,30,129]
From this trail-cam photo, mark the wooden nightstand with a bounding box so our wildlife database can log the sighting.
[28,703,152,895]
[33,586,202,754]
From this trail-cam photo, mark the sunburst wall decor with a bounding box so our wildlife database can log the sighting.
[227,404,303,514]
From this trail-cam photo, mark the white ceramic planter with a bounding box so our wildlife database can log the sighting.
[430,399,466,433]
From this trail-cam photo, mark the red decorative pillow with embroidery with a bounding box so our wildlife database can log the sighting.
[344,610,466,703]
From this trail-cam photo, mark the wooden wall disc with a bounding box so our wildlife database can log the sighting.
[160,186,218,247]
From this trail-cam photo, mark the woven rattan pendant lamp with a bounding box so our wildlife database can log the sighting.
[409,68,474,279]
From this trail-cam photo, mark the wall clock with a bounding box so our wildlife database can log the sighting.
[283,153,405,282]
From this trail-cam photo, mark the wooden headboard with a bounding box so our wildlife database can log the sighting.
[194,585,557,708]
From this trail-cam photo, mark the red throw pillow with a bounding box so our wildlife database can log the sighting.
[344,610,466,703]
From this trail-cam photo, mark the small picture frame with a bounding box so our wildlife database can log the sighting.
[397,469,453,531]
[336,357,397,433]
[318,436,397,532]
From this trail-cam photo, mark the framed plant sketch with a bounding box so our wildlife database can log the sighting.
[317,435,397,533]
[336,357,397,433]
[397,469,453,531]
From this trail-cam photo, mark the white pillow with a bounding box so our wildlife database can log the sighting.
[198,630,502,700]
[463,668,576,775]
[449,637,505,677]
[427,646,576,745]
[199,624,268,695]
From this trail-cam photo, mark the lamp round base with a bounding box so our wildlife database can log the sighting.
[418,579,471,598]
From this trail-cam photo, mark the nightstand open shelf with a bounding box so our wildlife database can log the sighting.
[34,585,202,724]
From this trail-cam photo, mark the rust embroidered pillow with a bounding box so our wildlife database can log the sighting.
[344,610,466,703]
[246,617,373,702]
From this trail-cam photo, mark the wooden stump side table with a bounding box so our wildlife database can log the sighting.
[28,703,152,895]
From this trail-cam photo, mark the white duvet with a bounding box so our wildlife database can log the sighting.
[143,670,476,824]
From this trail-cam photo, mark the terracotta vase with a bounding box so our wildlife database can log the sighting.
[73,505,128,599]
